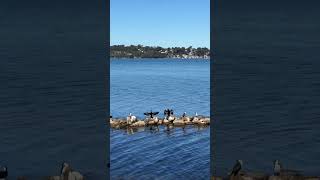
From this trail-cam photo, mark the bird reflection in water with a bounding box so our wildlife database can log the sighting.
[122,124,209,135]
[181,126,187,135]
[193,125,208,132]
[125,126,145,135]
[124,126,161,135]
[164,124,175,136]
[149,125,160,133]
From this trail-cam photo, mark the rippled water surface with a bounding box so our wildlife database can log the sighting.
[213,2,320,176]
[110,59,210,179]
[0,36,106,179]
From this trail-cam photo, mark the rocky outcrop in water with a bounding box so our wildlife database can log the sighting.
[212,174,320,180]
[109,115,210,128]
[4,163,84,180]
[212,160,319,180]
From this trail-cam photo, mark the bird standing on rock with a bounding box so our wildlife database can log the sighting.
[230,160,243,176]
[126,113,137,125]
[273,160,282,176]
[164,109,169,118]
[144,110,159,125]
[0,166,8,180]
[144,110,159,119]
[60,162,84,180]
[163,109,175,122]
[192,112,200,123]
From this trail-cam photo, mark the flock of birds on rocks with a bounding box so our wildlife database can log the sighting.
[220,160,316,180]
[1,160,316,180]
[109,109,210,128]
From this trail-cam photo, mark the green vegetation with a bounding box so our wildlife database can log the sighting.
[110,45,210,59]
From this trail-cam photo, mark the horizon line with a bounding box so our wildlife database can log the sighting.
[110,44,210,49]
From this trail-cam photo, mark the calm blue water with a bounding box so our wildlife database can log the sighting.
[0,51,107,179]
[0,5,107,178]
[110,59,210,179]
[213,1,320,176]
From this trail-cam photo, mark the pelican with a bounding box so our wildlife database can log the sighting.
[274,160,282,176]
[153,116,159,123]
[230,160,243,176]
[192,112,200,123]
[0,166,8,180]
[60,162,84,180]
[168,115,175,122]
[127,113,137,125]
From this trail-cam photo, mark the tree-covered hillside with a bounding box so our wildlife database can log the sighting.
[110,45,210,59]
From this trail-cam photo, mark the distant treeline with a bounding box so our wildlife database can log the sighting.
[110,45,210,59]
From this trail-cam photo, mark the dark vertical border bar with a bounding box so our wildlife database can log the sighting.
[210,0,215,177]
[106,0,110,179]
[1,0,109,178]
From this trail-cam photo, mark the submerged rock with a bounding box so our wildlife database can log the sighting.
[182,116,192,124]
[199,117,210,125]
[131,120,145,127]
[173,119,185,126]
[110,120,119,128]
[163,119,170,124]
[146,120,156,125]
[185,121,194,125]
[192,116,200,124]
[110,119,128,128]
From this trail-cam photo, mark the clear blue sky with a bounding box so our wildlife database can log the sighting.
[111,0,210,48]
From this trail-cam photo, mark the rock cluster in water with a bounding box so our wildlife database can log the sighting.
[212,174,320,180]
[212,160,319,180]
[109,114,210,129]
[12,163,85,180]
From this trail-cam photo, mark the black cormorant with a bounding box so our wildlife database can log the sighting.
[230,160,243,176]
[0,166,8,179]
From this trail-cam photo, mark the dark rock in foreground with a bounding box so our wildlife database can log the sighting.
[212,173,320,180]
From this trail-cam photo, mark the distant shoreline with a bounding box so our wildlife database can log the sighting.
[110,45,210,59]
